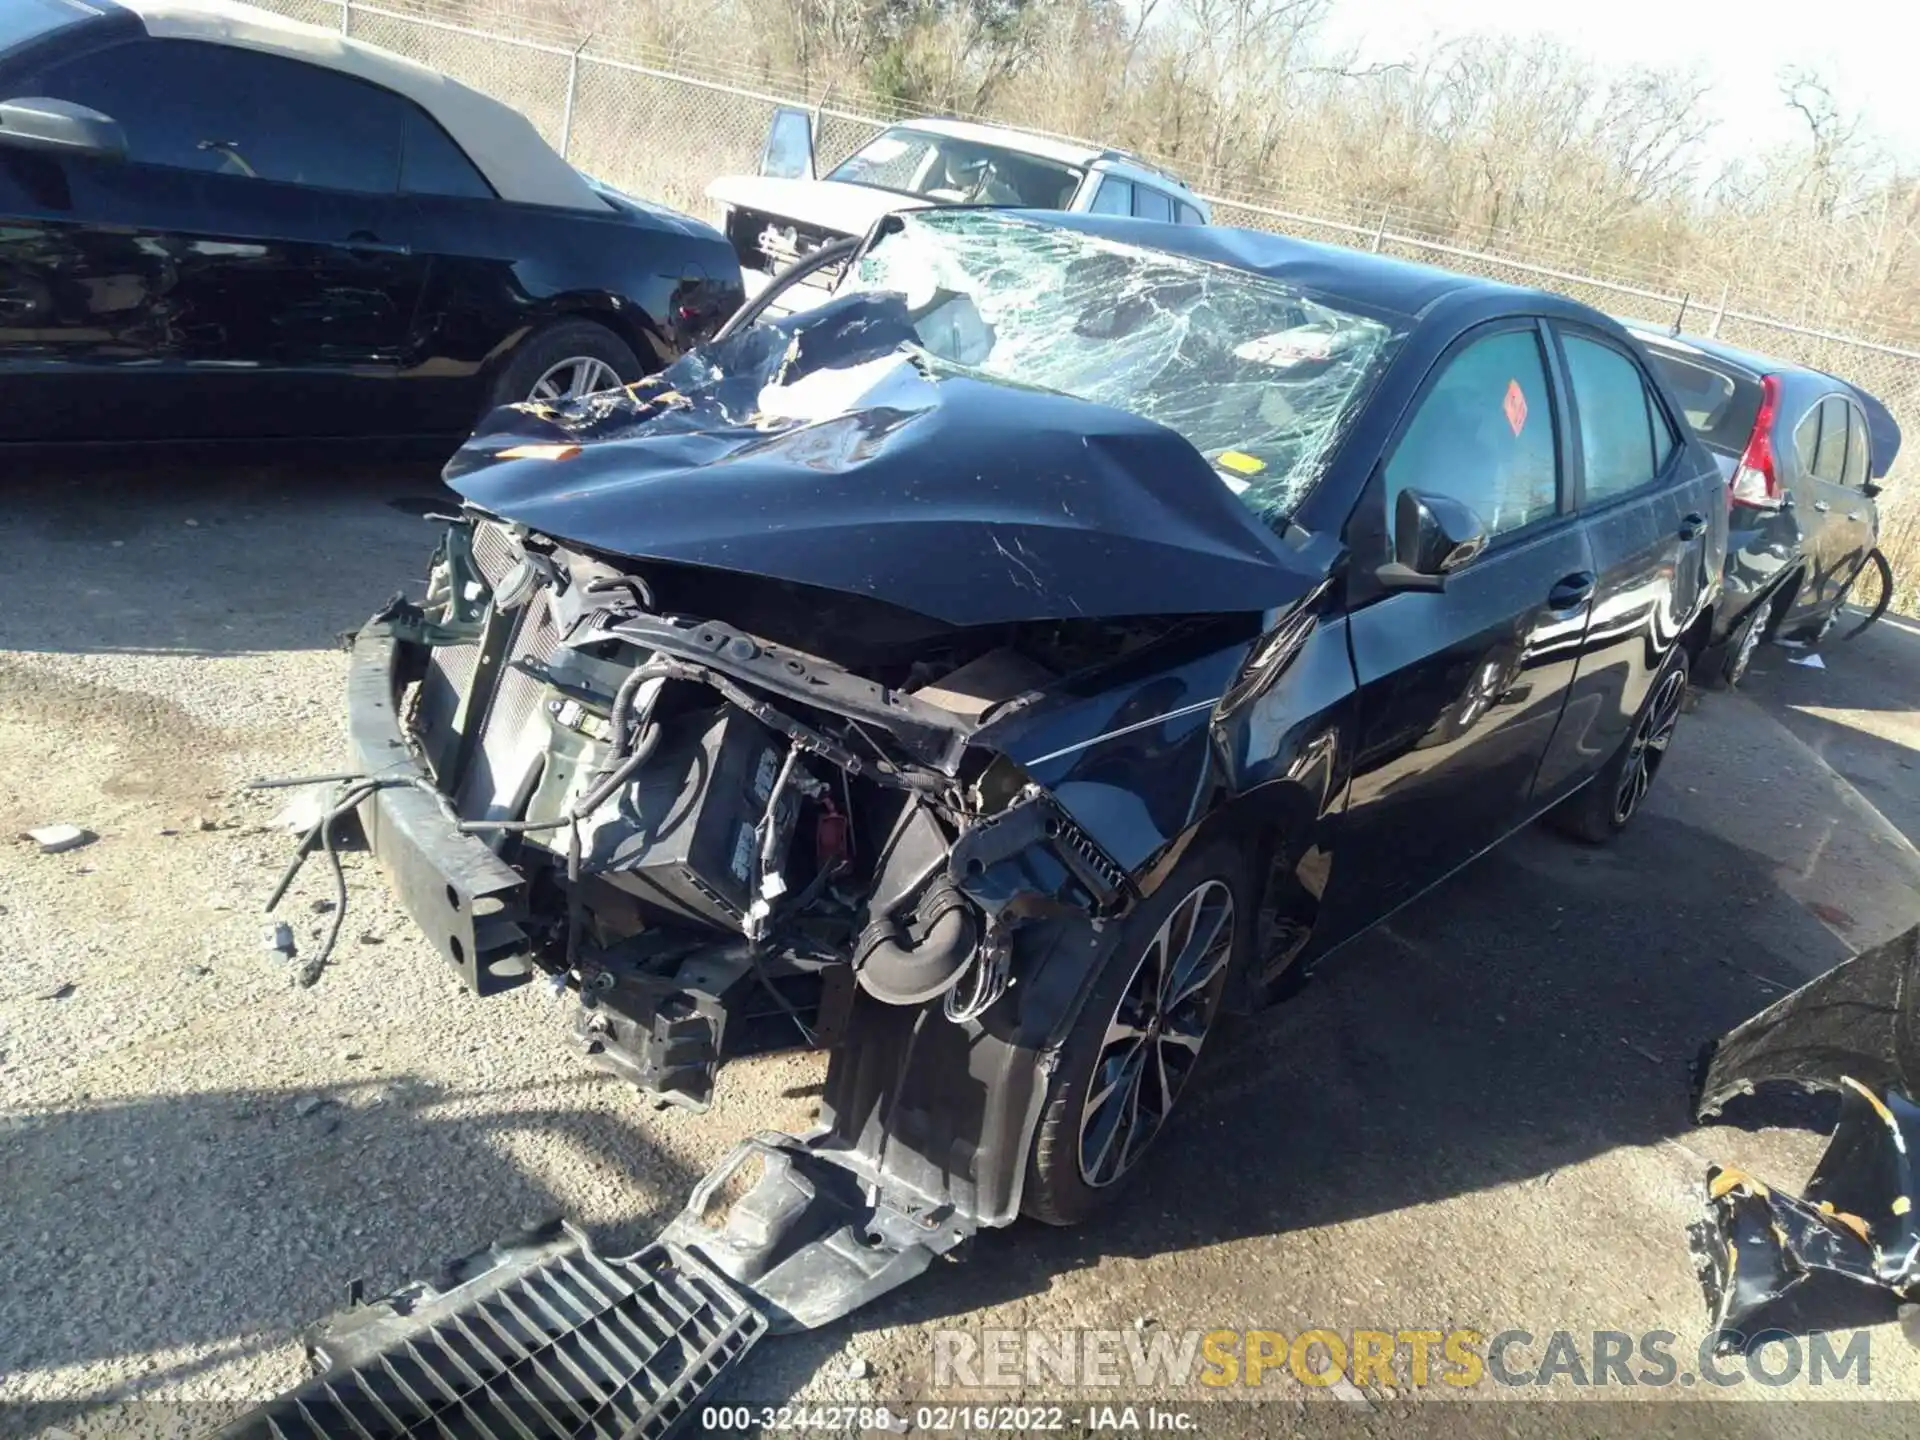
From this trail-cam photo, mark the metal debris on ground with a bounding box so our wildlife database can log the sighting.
[1788,653,1827,669]
[22,824,95,854]
[1689,921,1920,1352]
[263,922,295,957]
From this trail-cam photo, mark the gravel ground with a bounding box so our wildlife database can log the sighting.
[4,455,1920,1437]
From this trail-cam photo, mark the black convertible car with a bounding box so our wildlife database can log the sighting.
[323,207,1725,1334]
[0,0,741,444]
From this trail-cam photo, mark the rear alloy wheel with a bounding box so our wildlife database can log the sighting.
[1719,598,1771,688]
[1611,664,1687,825]
[528,355,624,403]
[484,318,643,416]
[1547,647,1690,844]
[1023,841,1249,1225]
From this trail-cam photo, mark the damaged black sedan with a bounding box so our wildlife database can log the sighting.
[336,209,1726,1286]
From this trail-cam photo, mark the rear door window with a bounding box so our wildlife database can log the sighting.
[1177,201,1206,226]
[1132,186,1173,222]
[1384,327,1560,541]
[1843,402,1872,488]
[1812,395,1850,482]
[1562,333,1671,503]
[1089,177,1133,215]
[34,37,405,193]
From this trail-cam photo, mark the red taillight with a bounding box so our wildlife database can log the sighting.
[1729,373,1781,508]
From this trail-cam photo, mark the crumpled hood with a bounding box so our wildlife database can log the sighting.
[705,175,937,238]
[445,293,1303,628]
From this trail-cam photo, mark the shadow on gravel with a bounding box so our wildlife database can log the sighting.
[1740,615,1920,849]
[0,452,454,658]
[0,1070,698,1404]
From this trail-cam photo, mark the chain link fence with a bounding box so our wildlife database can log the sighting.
[259,0,1919,604]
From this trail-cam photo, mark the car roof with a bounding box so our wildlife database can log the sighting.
[1027,212,1550,320]
[890,116,1107,170]
[104,0,608,211]
[890,117,1200,196]
[1622,319,1904,477]
[1619,322,1790,380]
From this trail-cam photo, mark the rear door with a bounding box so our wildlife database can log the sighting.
[1323,320,1594,938]
[1530,324,1712,801]
[0,36,427,441]
[1838,400,1881,579]
[1798,393,1876,612]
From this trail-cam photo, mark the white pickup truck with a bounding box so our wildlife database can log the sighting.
[707,110,1210,304]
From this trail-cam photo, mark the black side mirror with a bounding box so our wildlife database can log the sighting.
[760,106,815,181]
[1377,488,1490,593]
[0,97,126,161]
[1862,480,1883,500]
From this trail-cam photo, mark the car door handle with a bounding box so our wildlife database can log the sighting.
[345,230,410,255]
[1678,511,1707,540]
[1548,572,1595,610]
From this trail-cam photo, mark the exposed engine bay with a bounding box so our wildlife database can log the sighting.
[394,511,1172,1119]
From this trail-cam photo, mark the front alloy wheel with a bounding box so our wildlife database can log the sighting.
[1612,666,1686,825]
[1077,879,1235,1188]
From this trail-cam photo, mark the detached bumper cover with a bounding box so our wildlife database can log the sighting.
[347,622,530,995]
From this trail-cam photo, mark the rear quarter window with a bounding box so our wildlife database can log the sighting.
[1640,345,1761,458]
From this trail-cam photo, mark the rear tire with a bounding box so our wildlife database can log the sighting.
[1547,647,1690,845]
[1704,592,1774,690]
[1022,838,1252,1226]
[485,319,643,415]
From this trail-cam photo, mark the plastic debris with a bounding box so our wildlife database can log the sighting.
[1789,653,1826,669]
[263,921,296,957]
[1690,922,1920,1351]
[22,824,94,855]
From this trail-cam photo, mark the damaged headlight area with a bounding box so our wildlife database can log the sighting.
[385,514,1146,1119]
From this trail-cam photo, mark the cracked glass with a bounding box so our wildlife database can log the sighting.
[838,209,1407,525]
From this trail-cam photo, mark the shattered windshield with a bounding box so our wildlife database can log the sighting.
[825,127,1082,209]
[837,210,1406,524]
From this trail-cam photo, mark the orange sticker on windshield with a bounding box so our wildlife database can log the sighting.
[1503,379,1528,436]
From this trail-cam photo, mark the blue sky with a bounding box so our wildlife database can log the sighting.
[1309,0,1919,170]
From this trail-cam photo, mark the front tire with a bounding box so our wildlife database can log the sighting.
[1022,839,1251,1226]
[1547,648,1690,845]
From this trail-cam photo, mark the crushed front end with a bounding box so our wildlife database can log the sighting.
[380,508,1089,1069]
[348,505,1176,1269]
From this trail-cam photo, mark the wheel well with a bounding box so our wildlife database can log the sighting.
[1763,567,1806,636]
[1177,790,1323,1014]
[1681,605,1714,665]
[548,301,670,373]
